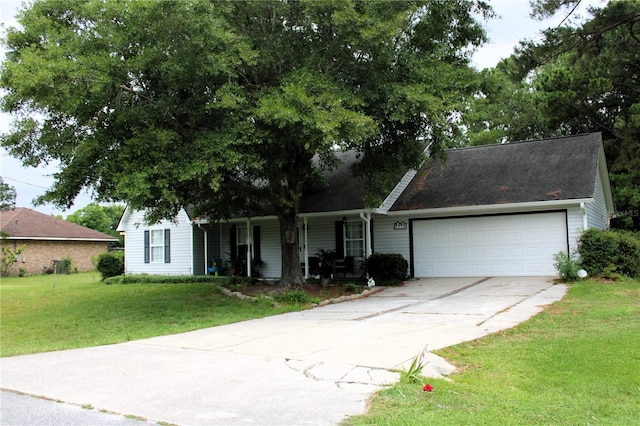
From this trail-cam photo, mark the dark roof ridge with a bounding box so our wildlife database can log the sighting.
[445,132,600,153]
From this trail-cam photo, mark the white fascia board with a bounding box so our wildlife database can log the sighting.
[115,205,132,232]
[376,143,431,214]
[215,208,372,223]
[384,198,594,218]
[7,237,119,242]
[377,169,419,214]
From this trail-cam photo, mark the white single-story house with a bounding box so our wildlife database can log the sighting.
[116,133,614,278]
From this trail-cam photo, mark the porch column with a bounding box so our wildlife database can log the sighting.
[203,229,208,275]
[360,211,372,258]
[246,218,252,277]
[304,217,309,278]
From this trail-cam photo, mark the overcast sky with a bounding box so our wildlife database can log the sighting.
[0,0,601,217]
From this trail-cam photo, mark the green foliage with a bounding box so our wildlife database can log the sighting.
[315,248,336,278]
[105,274,222,285]
[96,251,124,281]
[363,253,408,282]
[1,0,491,285]
[553,251,580,282]
[349,278,640,425]
[464,1,640,230]
[273,289,310,305]
[401,347,428,385]
[1,237,24,277]
[0,177,17,211]
[343,282,360,294]
[66,203,125,247]
[579,229,640,278]
[57,255,75,274]
[0,272,308,357]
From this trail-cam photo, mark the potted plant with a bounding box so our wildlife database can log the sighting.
[315,248,336,288]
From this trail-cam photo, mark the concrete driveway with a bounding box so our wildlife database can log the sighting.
[1,277,567,425]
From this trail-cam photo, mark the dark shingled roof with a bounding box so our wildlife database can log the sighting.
[391,133,602,211]
[299,150,367,214]
[1,207,119,241]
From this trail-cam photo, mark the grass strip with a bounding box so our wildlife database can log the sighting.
[345,278,640,425]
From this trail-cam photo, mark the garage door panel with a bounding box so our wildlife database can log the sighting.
[413,212,567,277]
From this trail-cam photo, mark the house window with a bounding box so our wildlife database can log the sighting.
[345,221,364,258]
[150,230,165,263]
[144,229,171,264]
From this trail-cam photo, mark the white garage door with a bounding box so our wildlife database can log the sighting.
[412,212,568,277]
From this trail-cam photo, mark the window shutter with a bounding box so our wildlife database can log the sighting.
[144,230,150,263]
[230,225,237,260]
[164,229,171,263]
[335,221,344,259]
[253,226,261,263]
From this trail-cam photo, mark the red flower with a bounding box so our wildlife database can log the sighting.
[423,383,433,392]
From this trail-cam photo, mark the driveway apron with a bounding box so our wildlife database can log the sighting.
[1,277,567,425]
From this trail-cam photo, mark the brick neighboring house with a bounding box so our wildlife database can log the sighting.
[1,207,119,276]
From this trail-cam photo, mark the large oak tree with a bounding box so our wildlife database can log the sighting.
[2,0,491,285]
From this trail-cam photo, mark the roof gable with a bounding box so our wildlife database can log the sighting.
[391,133,604,211]
[1,208,118,241]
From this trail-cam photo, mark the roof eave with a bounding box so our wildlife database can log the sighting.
[5,236,119,242]
[387,198,594,217]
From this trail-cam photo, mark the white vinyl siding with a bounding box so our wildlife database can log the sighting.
[566,205,584,254]
[412,212,568,277]
[371,215,411,268]
[586,167,609,230]
[122,209,193,276]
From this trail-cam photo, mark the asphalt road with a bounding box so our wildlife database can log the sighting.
[1,391,157,426]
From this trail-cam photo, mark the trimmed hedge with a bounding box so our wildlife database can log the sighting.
[103,274,223,285]
[578,229,640,278]
[363,253,408,283]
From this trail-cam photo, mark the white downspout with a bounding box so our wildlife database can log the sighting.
[197,223,208,275]
[580,202,588,230]
[246,219,252,278]
[359,212,372,258]
[304,217,309,278]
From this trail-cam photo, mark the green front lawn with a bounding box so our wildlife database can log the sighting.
[3,273,639,424]
[0,272,304,357]
[345,277,640,425]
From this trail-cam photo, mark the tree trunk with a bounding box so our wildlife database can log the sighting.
[278,208,305,287]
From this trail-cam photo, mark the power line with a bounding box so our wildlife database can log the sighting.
[0,175,94,199]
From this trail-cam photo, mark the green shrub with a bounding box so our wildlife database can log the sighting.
[579,229,640,278]
[103,273,222,285]
[553,251,580,282]
[96,251,124,280]
[362,253,408,283]
[343,282,360,293]
[274,290,309,305]
[57,255,75,274]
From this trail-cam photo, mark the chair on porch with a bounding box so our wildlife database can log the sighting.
[301,256,320,276]
[334,256,354,277]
